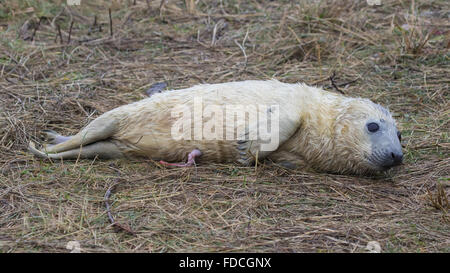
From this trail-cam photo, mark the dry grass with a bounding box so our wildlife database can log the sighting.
[0,0,449,252]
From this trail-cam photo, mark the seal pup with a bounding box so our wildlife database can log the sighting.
[29,80,403,174]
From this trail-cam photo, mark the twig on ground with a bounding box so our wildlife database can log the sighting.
[329,71,344,95]
[234,28,249,70]
[31,17,43,42]
[68,21,74,43]
[159,0,167,20]
[57,24,63,44]
[104,180,135,235]
[109,8,113,37]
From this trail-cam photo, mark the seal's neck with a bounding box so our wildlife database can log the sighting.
[282,85,347,170]
[297,85,343,134]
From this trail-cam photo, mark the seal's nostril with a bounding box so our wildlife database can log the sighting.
[391,152,403,164]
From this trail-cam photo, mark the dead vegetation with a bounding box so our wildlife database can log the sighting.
[0,0,449,252]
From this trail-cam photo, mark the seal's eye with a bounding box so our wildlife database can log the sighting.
[397,131,402,142]
[367,122,379,133]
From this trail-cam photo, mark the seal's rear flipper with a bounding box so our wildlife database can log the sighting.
[28,141,50,159]
[42,130,72,144]
[28,140,124,160]
[43,115,118,154]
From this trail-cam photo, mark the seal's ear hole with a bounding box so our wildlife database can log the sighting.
[397,131,402,142]
[367,122,379,133]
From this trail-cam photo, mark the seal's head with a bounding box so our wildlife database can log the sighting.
[333,98,403,174]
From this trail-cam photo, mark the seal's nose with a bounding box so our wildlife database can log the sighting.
[380,150,403,169]
[391,152,403,165]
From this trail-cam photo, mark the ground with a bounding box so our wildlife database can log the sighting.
[0,0,448,252]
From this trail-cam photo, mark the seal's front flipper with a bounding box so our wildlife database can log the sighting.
[159,149,202,167]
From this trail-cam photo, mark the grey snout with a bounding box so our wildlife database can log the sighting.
[381,150,403,169]
[391,151,403,165]
[368,125,404,170]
